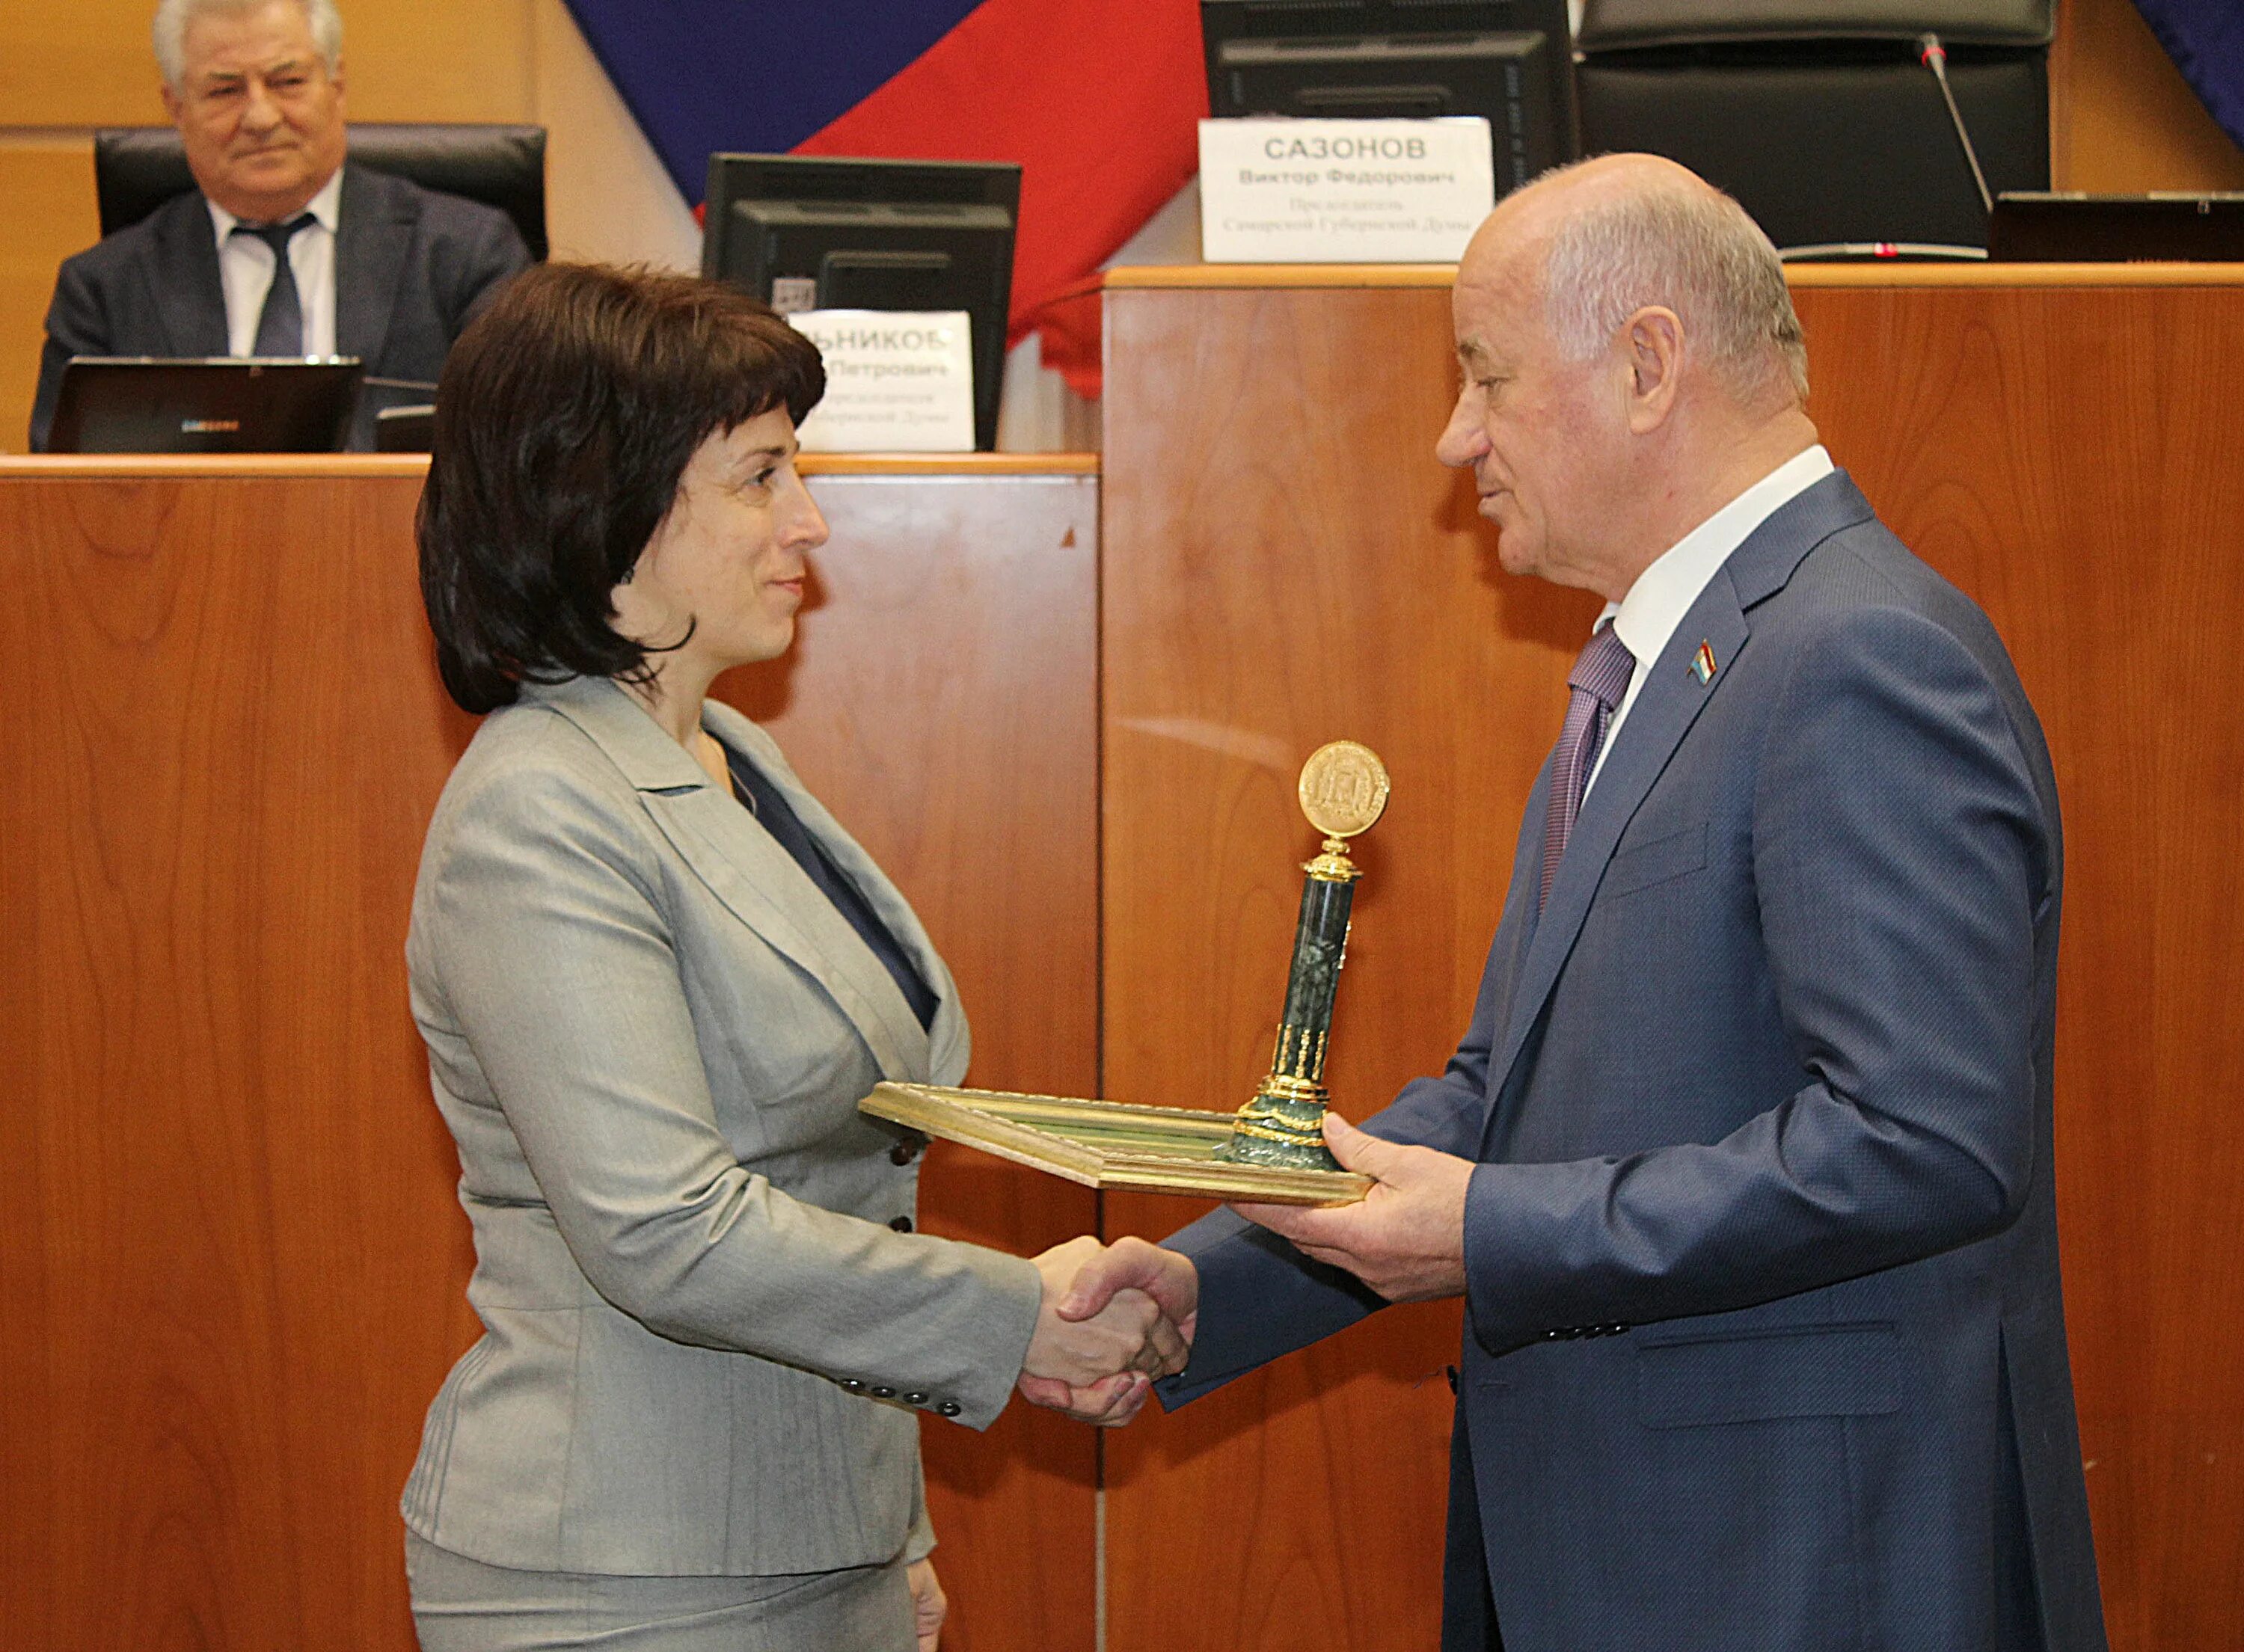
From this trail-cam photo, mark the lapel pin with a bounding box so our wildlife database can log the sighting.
[1689,640,1718,685]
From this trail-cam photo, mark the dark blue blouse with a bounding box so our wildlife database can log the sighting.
[720,743,939,1034]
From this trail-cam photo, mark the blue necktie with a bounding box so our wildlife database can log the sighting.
[233,214,316,356]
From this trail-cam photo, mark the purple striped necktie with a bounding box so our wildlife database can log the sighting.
[1539,622,1636,911]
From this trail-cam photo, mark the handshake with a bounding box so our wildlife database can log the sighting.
[1003,1115,1472,1425]
[1014,1235,1198,1426]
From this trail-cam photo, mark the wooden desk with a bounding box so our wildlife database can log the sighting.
[0,452,1100,1652]
[1098,264,2244,1652]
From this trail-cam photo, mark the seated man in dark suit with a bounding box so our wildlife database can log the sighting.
[28,0,529,451]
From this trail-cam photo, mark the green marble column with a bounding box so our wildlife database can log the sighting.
[1215,846,1359,1171]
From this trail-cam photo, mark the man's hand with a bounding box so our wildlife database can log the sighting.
[1231,1113,1473,1302]
[1016,1237,1198,1425]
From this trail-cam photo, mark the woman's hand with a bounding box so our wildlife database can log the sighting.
[906,1557,946,1651]
[1017,1237,1198,1423]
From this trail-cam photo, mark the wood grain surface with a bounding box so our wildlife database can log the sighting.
[0,0,539,127]
[1098,277,2244,1650]
[0,144,102,465]
[0,469,476,1651]
[0,463,1102,1652]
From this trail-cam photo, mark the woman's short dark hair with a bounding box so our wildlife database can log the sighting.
[418,262,825,713]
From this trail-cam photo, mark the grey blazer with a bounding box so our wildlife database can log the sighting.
[399,675,1042,1577]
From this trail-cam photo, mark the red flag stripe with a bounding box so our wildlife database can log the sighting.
[796,0,1207,396]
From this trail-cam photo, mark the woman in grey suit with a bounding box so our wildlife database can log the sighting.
[400,263,1194,1651]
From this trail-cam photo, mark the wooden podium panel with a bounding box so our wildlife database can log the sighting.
[1098,268,2244,1652]
[0,458,475,1652]
[0,455,1100,1652]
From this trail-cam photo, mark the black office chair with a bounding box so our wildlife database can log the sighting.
[93,123,548,260]
[1575,0,2051,254]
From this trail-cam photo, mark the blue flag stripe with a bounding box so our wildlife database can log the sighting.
[562,1,986,203]
[2130,0,2244,152]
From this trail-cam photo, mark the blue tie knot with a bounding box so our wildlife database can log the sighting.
[233,213,315,259]
[234,216,316,261]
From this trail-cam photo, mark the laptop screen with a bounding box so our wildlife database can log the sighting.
[46,357,364,454]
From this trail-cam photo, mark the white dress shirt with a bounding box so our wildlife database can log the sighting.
[206,169,343,357]
[1584,444,1836,799]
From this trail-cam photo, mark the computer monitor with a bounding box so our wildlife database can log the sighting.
[1989,192,2244,262]
[702,155,1021,452]
[1199,0,1579,196]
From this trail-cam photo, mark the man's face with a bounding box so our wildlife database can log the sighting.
[1435,236,1630,595]
[163,1,346,222]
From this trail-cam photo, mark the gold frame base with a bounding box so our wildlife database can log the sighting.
[858,1083,1370,1206]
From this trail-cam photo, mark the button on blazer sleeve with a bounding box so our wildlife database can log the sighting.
[414,723,1042,1428]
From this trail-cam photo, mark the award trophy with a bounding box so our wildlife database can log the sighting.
[1213,741,1388,1172]
[858,742,1388,1206]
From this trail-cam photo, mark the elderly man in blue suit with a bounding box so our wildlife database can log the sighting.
[1052,153,2106,1650]
[28,0,527,451]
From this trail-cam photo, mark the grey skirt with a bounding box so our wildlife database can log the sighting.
[405,1532,916,1652]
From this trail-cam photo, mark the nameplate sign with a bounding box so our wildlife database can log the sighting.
[787,310,975,452]
[1198,117,1495,263]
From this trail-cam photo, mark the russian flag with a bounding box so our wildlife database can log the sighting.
[560,0,1210,395]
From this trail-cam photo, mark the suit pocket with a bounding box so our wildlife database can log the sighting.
[1600,820,1707,900]
[1636,1321,1901,1428]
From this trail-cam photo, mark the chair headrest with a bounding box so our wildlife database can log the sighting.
[93,123,548,260]
[1578,0,2053,53]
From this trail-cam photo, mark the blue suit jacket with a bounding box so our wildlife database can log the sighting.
[29,162,527,452]
[1159,473,2106,1652]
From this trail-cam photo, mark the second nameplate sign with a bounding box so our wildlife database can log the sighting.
[787,309,977,453]
[1199,116,1497,263]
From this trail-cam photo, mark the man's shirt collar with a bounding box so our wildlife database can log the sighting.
[205,165,344,243]
[1601,443,1836,673]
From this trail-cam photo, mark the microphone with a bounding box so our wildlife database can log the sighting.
[1918,34,1993,219]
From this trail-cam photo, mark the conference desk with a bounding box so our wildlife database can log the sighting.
[1094,261,2244,1652]
[0,451,1100,1652]
[6,260,2244,1652]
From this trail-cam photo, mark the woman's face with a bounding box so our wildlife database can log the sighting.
[613,409,830,676]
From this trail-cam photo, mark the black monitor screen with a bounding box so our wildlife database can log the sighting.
[702,155,1021,452]
[1201,0,1579,196]
[47,357,362,454]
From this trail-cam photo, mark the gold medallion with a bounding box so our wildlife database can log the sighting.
[1297,740,1391,841]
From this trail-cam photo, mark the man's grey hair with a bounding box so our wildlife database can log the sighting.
[153,0,343,88]
[1542,168,1809,404]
